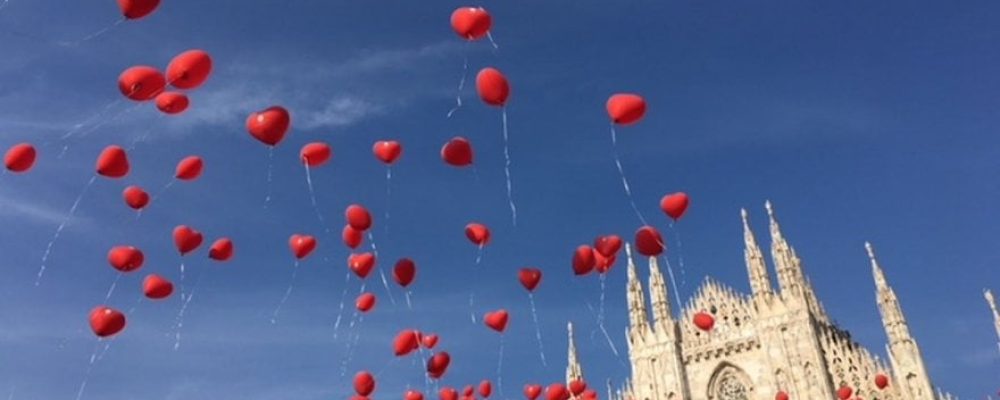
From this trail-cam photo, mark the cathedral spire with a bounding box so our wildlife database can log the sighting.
[742,208,773,298]
[766,201,827,319]
[984,289,1000,355]
[625,243,650,338]
[566,321,583,383]
[866,242,912,343]
[648,255,674,327]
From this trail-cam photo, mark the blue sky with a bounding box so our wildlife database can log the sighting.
[0,0,998,399]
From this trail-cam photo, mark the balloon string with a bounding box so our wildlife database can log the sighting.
[55,101,145,159]
[469,292,477,324]
[501,107,517,227]
[446,49,469,118]
[340,282,367,377]
[264,147,275,208]
[405,290,413,310]
[528,293,547,366]
[74,340,112,400]
[670,222,688,288]
[271,260,300,324]
[486,31,500,50]
[598,273,607,328]
[660,255,683,312]
[57,17,125,47]
[174,271,203,351]
[583,300,625,364]
[368,231,396,306]
[151,179,176,204]
[496,335,505,397]
[384,167,392,240]
[610,125,648,226]
[37,175,96,286]
[303,165,330,234]
[332,272,351,339]
[103,272,123,303]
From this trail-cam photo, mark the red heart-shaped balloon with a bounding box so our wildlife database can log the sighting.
[346,204,373,231]
[353,371,375,396]
[462,386,474,397]
[4,143,36,173]
[523,384,542,400]
[356,292,376,313]
[96,145,130,178]
[634,226,664,256]
[117,0,160,20]
[660,192,690,221]
[89,306,126,338]
[837,386,852,400]
[208,238,234,262]
[246,106,291,146]
[483,309,509,333]
[118,66,165,101]
[606,93,646,126]
[441,137,474,167]
[874,373,889,390]
[405,390,425,400]
[427,352,451,379]
[166,49,212,90]
[593,235,622,258]
[155,92,189,115]
[581,389,598,400]
[478,380,493,398]
[774,391,789,400]
[289,234,317,260]
[122,186,149,210]
[693,311,715,331]
[173,225,203,255]
[421,333,439,349]
[572,245,596,276]
[373,140,402,164]
[393,329,421,356]
[393,258,416,288]
[450,7,492,40]
[464,223,490,246]
[300,142,332,167]
[568,380,587,396]
[439,387,458,400]
[545,384,569,400]
[518,268,542,292]
[107,245,144,272]
[593,250,616,274]
[342,225,363,249]
[348,252,376,278]
[476,67,510,107]
[142,274,173,299]
[175,155,204,181]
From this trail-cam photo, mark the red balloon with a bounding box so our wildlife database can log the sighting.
[545,384,569,400]
[4,143,36,173]
[581,390,597,400]
[89,306,126,338]
[373,140,402,164]
[634,226,664,256]
[518,268,541,292]
[450,7,492,40]
[107,245,144,272]
[568,380,586,396]
[606,93,646,126]
[173,225,203,255]
[464,223,490,246]
[462,387,474,397]
[155,92,189,115]
[422,334,439,349]
[208,238,234,262]
[166,50,213,90]
[117,0,160,19]
[479,381,492,398]
[300,142,332,167]
[572,245,596,276]
[441,137,473,167]
[406,390,425,400]
[426,351,451,379]
[593,235,622,258]
[342,225,363,249]
[693,311,715,331]
[476,67,510,107]
[393,258,416,288]
[350,397,369,400]
[356,292,376,313]
[354,371,376,396]
[837,386,852,400]
[874,373,889,390]
[660,192,690,221]
[289,234,317,260]
[118,66,165,101]
[246,106,291,146]
[523,384,542,400]
[175,155,204,181]
[142,274,173,299]
[96,145,129,178]
[775,391,789,400]
[346,204,373,231]
[393,329,421,356]
[349,252,376,278]
[122,186,149,210]
[593,250,616,274]
[439,388,458,400]
[483,309,508,333]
